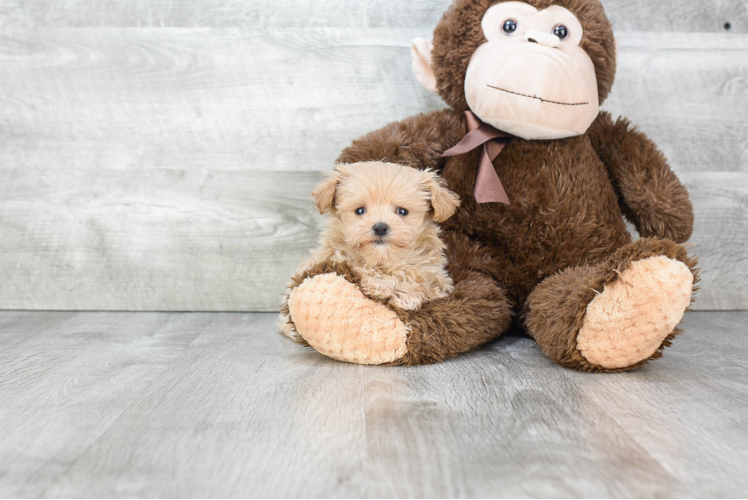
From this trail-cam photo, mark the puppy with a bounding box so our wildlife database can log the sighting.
[280,161,460,337]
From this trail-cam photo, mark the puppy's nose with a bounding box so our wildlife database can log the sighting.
[372,222,389,237]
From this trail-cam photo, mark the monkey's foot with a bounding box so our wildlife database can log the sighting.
[576,256,694,370]
[287,273,408,365]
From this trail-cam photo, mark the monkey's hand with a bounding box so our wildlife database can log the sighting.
[589,112,694,244]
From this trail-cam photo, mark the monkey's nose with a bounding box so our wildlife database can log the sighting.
[373,223,389,237]
[525,30,561,48]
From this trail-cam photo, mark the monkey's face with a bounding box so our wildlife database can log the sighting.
[412,0,611,141]
[465,2,599,140]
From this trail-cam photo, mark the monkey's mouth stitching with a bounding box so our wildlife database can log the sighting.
[487,85,589,107]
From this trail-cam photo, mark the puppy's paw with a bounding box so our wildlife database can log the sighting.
[360,277,396,300]
[389,291,424,312]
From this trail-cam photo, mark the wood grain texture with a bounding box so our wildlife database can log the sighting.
[0,170,325,311]
[683,172,748,310]
[0,29,746,311]
[606,32,748,174]
[0,311,206,497]
[1,30,745,174]
[0,170,744,311]
[0,28,443,173]
[1,311,746,497]
[0,0,745,32]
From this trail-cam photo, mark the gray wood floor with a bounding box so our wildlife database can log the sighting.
[1,311,747,498]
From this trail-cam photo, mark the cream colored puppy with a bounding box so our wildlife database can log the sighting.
[280,161,460,337]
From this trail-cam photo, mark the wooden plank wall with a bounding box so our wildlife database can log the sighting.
[1,1,746,30]
[0,1,746,311]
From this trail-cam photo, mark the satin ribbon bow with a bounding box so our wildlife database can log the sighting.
[442,110,512,205]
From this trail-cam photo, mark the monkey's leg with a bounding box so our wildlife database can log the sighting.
[283,234,513,366]
[524,238,698,372]
[396,270,512,365]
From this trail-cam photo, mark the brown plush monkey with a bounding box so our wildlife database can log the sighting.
[281,0,698,372]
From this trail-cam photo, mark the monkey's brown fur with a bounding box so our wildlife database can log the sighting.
[283,0,697,371]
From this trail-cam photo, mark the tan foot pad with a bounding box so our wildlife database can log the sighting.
[577,256,694,370]
[288,273,408,365]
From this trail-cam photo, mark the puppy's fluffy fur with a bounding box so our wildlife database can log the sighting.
[280,161,460,337]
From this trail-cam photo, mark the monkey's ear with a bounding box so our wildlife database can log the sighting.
[411,38,437,93]
[422,170,460,222]
[312,166,345,214]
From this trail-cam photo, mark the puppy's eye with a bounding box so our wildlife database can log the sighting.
[355,207,366,216]
[553,24,569,39]
[396,207,409,216]
[502,19,518,34]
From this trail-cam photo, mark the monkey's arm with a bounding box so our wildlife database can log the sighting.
[282,232,513,365]
[589,112,694,244]
[337,109,465,171]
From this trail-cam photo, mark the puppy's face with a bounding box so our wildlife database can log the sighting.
[313,162,460,266]
[337,166,430,265]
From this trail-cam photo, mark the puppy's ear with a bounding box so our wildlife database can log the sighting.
[422,170,460,222]
[312,166,345,214]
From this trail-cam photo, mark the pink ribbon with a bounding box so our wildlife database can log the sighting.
[442,111,512,205]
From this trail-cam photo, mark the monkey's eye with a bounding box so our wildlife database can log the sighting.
[396,207,409,216]
[355,207,366,216]
[502,19,518,34]
[553,24,569,39]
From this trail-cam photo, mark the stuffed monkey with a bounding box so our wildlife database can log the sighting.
[281,0,698,372]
